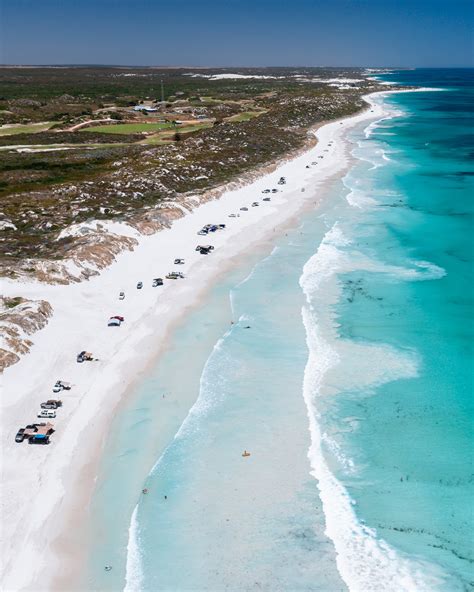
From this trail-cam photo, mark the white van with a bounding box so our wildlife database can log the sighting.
[37,409,56,419]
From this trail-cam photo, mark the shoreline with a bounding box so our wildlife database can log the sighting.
[1,90,399,591]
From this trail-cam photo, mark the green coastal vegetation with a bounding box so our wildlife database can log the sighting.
[0,66,395,272]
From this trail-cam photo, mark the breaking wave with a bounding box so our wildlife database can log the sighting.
[124,506,143,592]
[123,329,235,591]
[298,223,455,591]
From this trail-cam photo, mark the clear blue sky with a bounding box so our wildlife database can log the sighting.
[1,0,472,67]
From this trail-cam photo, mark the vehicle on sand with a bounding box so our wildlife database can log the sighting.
[53,380,71,393]
[38,409,56,419]
[15,428,25,443]
[17,423,55,445]
[41,400,62,410]
[77,351,94,363]
[29,435,50,445]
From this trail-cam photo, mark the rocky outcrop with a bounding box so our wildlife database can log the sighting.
[7,229,139,284]
[0,297,53,372]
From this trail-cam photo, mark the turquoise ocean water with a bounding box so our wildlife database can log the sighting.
[85,70,473,591]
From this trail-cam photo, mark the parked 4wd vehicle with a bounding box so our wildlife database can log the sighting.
[29,435,50,445]
[40,400,62,410]
[195,245,214,252]
[53,380,71,393]
[15,428,25,443]
[166,272,185,280]
[38,409,56,419]
[77,351,93,363]
[152,278,163,287]
[137,282,143,289]
[77,351,87,363]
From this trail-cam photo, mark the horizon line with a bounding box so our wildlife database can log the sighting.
[0,64,472,70]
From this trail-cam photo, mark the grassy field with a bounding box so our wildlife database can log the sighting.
[0,122,57,136]
[225,110,267,123]
[83,122,175,135]
[140,122,214,144]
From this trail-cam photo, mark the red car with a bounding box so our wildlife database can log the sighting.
[111,315,125,322]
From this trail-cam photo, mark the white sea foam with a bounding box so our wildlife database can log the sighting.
[123,327,237,590]
[321,432,356,474]
[344,184,378,211]
[411,260,446,280]
[124,506,143,592]
[364,120,380,139]
[353,138,396,171]
[412,87,447,92]
[300,306,453,592]
[298,224,456,591]
[299,225,423,392]
[301,225,446,285]
[364,104,406,139]
[171,336,233,438]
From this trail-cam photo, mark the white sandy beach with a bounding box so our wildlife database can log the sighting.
[1,92,391,591]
